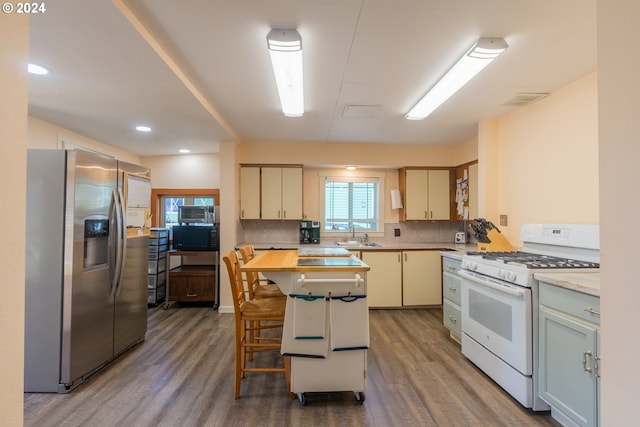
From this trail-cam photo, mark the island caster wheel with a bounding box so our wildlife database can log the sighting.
[354,391,365,404]
[297,393,306,406]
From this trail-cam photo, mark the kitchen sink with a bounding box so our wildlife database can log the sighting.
[335,241,379,248]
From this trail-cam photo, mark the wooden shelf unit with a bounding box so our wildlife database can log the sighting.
[164,250,219,309]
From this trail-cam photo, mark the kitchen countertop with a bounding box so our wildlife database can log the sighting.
[534,272,601,297]
[240,249,370,273]
[237,241,476,253]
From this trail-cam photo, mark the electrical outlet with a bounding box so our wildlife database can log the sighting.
[500,215,508,226]
[394,228,401,237]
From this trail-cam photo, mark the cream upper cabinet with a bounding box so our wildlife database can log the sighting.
[428,170,450,220]
[240,166,261,219]
[260,167,282,220]
[404,169,429,220]
[402,250,442,306]
[260,166,303,220]
[281,167,303,220]
[401,168,451,220]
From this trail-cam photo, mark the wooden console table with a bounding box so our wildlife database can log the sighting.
[164,250,219,310]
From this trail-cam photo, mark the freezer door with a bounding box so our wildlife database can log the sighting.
[62,149,118,386]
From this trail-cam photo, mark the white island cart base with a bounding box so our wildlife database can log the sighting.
[263,268,368,406]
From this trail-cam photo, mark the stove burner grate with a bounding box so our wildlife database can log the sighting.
[465,251,599,269]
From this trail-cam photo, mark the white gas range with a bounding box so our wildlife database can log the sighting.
[458,223,600,411]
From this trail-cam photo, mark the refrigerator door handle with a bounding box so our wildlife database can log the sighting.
[110,188,125,297]
[114,188,127,296]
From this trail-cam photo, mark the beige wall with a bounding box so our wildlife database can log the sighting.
[1,13,28,427]
[237,140,465,167]
[141,153,220,188]
[480,72,599,245]
[28,116,142,164]
[598,1,640,424]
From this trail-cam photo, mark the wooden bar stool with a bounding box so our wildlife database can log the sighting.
[223,251,290,399]
[238,245,286,299]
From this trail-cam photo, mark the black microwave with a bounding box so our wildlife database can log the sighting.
[172,225,218,251]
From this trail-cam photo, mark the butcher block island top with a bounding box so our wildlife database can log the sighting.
[241,249,370,273]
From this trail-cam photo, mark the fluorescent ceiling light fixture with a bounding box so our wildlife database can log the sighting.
[345,165,357,171]
[28,63,49,75]
[179,149,191,153]
[135,125,152,132]
[267,29,304,117]
[406,37,508,120]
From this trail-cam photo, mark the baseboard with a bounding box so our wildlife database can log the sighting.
[217,305,234,314]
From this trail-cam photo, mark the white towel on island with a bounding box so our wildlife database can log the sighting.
[281,295,329,358]
[329,295,369,351]
[293,295,326,339]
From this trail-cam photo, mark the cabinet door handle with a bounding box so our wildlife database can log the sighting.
[187,293,198,297]
[582,350,593,372]
[447,315,457,323]
[241,209,244,218]
[397,253,401,263]
[424,210,427,219]
[446,265,457,271]
[447,286,457,292]
[404,253,407,262]
[584,306,600,316]
[283,210,287,218]
[278,210,281,218]
[595,356,601,378]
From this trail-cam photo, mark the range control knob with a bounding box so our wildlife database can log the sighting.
[497,269,517,282]
[462,261,478,271]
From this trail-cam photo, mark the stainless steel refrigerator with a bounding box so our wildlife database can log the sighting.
[24,148,150,393]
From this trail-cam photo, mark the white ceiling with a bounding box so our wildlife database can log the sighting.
[28,0,596,157]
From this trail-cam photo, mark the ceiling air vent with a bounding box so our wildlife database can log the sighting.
[342,105,381,119]
[499,93,549,107]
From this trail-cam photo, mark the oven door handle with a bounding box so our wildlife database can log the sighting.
[459,270,526,298]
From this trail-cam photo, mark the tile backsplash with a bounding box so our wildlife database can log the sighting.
[239,220,468,245]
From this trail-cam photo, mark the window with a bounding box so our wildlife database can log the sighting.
[150,188,219,229]
[321,173,384,234]
[162,196,214,228]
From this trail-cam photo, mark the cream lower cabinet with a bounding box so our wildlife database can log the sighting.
[362,250,442,308]
[261,166,303,220]
[538,281,600,427]
[361,251,402,308]
[402,250,442,306]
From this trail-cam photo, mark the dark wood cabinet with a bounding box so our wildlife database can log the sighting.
[168,266,215,301]
[165,250,218,309]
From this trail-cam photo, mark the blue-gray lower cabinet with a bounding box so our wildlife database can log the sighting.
[441,256,462,343]
[538,281,600,427]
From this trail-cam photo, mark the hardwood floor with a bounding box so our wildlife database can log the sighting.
[24,305,559,427]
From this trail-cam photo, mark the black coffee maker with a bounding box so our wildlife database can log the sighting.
[300,220,320,244]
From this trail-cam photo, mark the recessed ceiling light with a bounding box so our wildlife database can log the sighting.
[179,149,191,154]
[28,63,49,75]
[135,125,152,132]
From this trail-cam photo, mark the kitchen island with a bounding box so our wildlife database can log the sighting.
[241,249,370,405]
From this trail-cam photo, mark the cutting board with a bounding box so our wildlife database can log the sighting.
[297,247,352,257]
